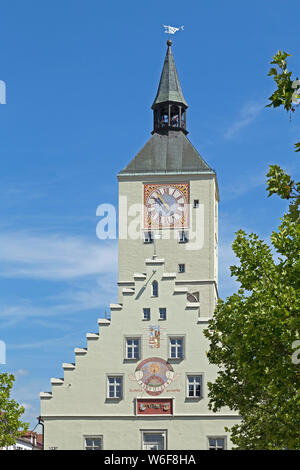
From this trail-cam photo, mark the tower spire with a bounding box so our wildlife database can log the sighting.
[152,40,188,135]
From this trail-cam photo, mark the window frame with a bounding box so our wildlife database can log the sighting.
[83,435,103,450]
[140,430,167,450]
[143,308,151,321]
[186,373,203,400]
[168,335,185,360]
[106,375,123,400]
[124,337,141,361]
[207,436,227,450]
[159,308,167,321]
[151,280,158,297]
[143,231,153,244]
[178,231,189,243]
[178,264,185,273]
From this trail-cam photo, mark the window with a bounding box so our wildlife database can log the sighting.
[187,375,202,398]
[187,291,199,303]
[169,337,184,359]
[178,231,188,243]
[178,264,185,273]
[208,437,226,450]
[107,376,123,399]
[159,308,166,320]
[193,199,199,208]
[144,231,153,243]
[143,308,150,321]
[85,436,102,450]
[152,280,158,297]
[142,431,166,450]
[125,338,140,360]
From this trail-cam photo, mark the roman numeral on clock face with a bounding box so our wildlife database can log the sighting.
[144,183,189,229]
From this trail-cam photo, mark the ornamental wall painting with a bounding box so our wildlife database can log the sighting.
[142,326,167,352]
[128,357,179,396]
[148,325,160,349]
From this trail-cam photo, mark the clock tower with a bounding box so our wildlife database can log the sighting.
[118,39,219,318]
[40,39,240,451]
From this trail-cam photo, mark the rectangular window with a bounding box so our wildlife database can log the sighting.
[85,437,102,450]
[159,308,166,320]
[169,337,184,359]
[178,231,188,243]
[208,437,226,450]
[107,376,123,399]
[125,338,140,360]
[187,375,202,398]
[178,264,185,273]
[193,199,199,208]
[142,431,166,450]
[144,231,153,243]
[143,308,150,321]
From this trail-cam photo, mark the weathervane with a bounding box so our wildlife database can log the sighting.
[162,24,184,37]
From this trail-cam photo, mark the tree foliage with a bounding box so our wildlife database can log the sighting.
[0,373,28,447]
[204,52,300,449]
[267,50,300,152]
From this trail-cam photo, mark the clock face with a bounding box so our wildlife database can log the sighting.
[144,183,189,229]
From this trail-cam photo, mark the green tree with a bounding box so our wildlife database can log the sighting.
[204,51,300,450]
[0,373,29,447]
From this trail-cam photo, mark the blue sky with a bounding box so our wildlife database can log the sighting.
[0,0,299,428]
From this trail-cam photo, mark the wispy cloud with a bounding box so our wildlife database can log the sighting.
[0,231,117,280]
[0,276,116,324]
[221,171,266,201]
[224,101,263,139]
[14,368,29,378]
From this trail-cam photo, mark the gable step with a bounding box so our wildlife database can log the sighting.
[74,347,87,355]
[162,273,176,279]
[86,333,99,340]
[62,363,75,370]
[40,392,52,398]
[174,287,188,294]
[97,319,111,326]
[122,288,135,294]
[145,258,165,265]
[110,303,123,311]
[50,378,64,385]
[133,273,146,280]
[186,302,200,309]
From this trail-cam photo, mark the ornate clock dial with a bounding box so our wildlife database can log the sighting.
[144,183,189,229]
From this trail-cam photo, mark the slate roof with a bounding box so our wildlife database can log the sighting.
[152,41,188,108]
[118,131,214,176]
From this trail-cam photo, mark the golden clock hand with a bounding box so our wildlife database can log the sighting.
[155,193,171,212]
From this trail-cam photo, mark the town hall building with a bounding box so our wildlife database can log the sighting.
[40,40,240,450]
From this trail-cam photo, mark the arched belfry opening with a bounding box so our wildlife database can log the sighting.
[152,39,188,135]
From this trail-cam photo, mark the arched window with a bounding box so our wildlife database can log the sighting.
[152,280,158,297]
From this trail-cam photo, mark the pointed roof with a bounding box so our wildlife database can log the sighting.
[118,131,214,176]
[152,40,188,108]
